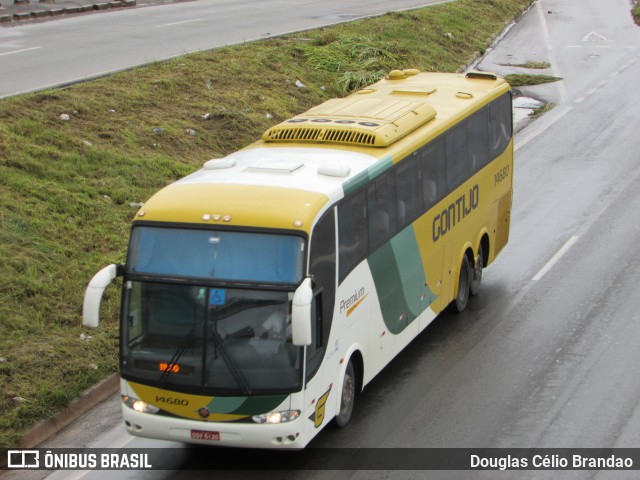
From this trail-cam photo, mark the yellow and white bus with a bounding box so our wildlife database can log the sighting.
[83,69,513,449]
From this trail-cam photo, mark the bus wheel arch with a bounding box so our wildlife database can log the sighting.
[334,350,363,428]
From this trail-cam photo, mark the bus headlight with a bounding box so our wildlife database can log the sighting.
[252,410,300,424]
[122,395,160,414]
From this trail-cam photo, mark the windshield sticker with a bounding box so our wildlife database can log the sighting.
[209,289,227,305]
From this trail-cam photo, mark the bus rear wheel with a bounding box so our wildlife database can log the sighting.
[470,243,483,297]
[335,360,356,427]
[454,255,471,313]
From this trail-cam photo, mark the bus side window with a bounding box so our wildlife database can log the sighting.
[305,293,323,382]
[308,209,336,381]
[367,172,397,249]
[420,139,446,210]
[490,93,513,158]
[396,156,422,229]
[468,108,489,173]
[338,191,368,281]
[310,209,336,347]
[445,124,468,191]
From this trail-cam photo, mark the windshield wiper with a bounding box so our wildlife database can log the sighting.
[158,328,194,389]
[209,327,252,396]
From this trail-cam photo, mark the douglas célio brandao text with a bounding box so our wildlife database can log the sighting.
[470,453,634,470]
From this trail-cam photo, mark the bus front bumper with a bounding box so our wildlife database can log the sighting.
[122,405,307,449]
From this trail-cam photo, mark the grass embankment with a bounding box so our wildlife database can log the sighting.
[503,73,562,87]
[0,0,533,447]
[633,1,640,25]
[499,61,559,116]
[500,61,550,69]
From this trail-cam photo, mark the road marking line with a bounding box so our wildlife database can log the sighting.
[107,431,136,449]
[581,31,610,42]
[44,430,135,479]
[533,235,580,281]
[536,0,565,100]
[0,46,42,57]
[515,105,573,151]
[157,19,202,27]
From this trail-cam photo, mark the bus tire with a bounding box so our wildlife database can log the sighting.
[335,360,356,428]
[470,243,483,297]
[454,254,471,313]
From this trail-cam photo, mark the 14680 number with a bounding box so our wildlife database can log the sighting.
[494,165,510,185]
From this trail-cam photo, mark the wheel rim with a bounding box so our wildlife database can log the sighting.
[341,372,354,416]
[336,363,355,426]
[455,256,470,312]
[458,266,469,304]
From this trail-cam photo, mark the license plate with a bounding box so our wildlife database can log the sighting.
[191,430,220,441]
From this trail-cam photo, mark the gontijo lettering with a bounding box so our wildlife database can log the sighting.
[433,185,479,242]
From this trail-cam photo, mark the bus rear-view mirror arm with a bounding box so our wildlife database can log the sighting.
[83,264,123,328]
[291,277,313,346]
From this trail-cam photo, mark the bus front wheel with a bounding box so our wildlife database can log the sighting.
[454,255,471,312]
[335,360,356,427]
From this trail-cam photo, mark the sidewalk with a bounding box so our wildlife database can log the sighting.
[0,0,136,23]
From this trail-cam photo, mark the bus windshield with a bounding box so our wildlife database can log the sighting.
[121,282,302,395]
[127,226,305,285]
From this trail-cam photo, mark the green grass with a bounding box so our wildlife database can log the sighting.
[500,61,551,69]
[634,1,640,25]
[302,34,400,94]
[0,0,533,448]
[504,73,562,87]
[529,102,555,117]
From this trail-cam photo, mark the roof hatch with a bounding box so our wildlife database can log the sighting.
[245,159,304,174]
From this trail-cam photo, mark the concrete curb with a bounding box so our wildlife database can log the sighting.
[18,373,120,448]
[0,0,136,23]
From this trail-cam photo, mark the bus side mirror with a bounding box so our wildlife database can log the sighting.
[82,264,122,328]
[291,277,313,346]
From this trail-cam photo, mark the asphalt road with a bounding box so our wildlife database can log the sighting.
[4,0,640,479]
[0,0,449,99]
